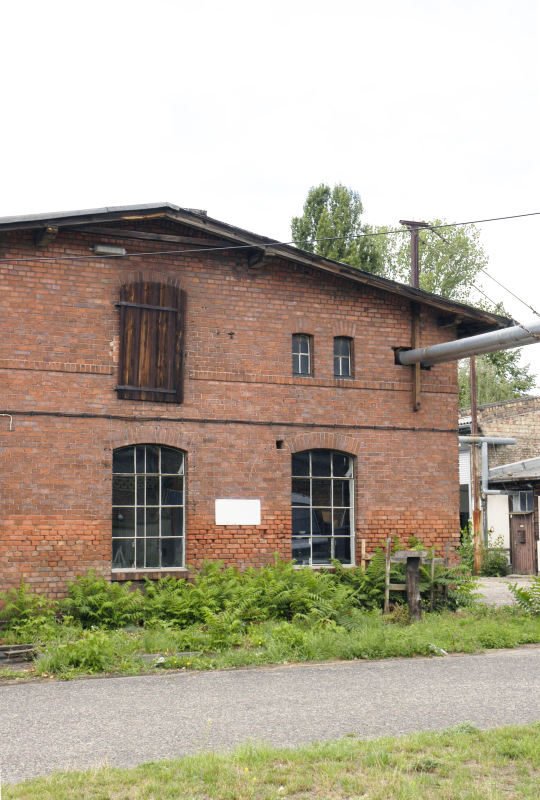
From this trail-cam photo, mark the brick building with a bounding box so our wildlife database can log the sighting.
[459,396,540,573]
[0,203,510,596]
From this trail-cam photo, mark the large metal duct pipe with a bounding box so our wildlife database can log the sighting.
[397,319,540,367]
[458,436,518,497]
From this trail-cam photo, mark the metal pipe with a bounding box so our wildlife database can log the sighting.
[458,436,517,445]
[480,441,519,496]
[397,319,540,367]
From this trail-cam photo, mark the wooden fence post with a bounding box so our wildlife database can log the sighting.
[406,555,423,623]
[384,537,391,614]
[430,556,435,612]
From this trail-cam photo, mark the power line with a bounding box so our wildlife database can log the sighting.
[1,210,539,265]
[422,224,540,320]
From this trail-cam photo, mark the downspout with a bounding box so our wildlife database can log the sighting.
[459,436,518,545]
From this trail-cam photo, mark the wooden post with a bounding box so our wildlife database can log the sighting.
[444,541,450,603]
[361,538,366,572]
[430,556,435,612]
[406,555,423,622]
[384,537,391,614]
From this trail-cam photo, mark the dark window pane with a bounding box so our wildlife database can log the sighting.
[340,358,350,377]
[293,353,300,374]
[312,537,331,563]
[312,450,331,476]
[145,538,160,568]
[162,476,184,505]
[112,507,135,537]
[334,538,352,564]
[112,539,135,569]
[300,353,309,374]
[292,479,310,504]
[292,335,300,354]
[292,538,310,565]
[113,476,135,506]
[333,480,351,507]
[292,452,310,476]
[334,356,341,375]
[333,453,352,477]
[299,336,309,354]
[146,446,160,474]
[113,447,134,474]
[334,338,341,356]
[161,507,184,537]
[333,508,351,536]
[312,508,332,535]
[292,506,311,535]
[161,538,183,567]
[136,539,145,568]
[161,448,184,475]
[146,508,160,537]
[146,476,160,505]
[136,508,145,537]
[312,479,332,506]
[136,446,145,474]
[136,476,144,505]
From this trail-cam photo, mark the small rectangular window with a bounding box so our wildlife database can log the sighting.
[293,334,311,375]
[334,337,352,377]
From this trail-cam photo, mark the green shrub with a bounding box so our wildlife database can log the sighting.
[481,534,509,577]
[61,570,143,628]
[508,575,540,615]
[0,580,57,631]
[457,521,475,573]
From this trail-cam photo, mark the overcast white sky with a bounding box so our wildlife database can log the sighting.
[1,0,539,381]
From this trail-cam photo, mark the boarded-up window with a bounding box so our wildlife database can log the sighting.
[116,282,185,403]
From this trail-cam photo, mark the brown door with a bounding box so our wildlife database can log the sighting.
[509,512,537,575]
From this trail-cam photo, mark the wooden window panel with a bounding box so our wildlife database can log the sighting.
[117,281,185,403]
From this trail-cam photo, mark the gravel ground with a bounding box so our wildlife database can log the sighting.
[476,575,534,606]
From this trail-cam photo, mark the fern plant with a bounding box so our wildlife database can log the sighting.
[62,570,143,628]
[508,576,540,615]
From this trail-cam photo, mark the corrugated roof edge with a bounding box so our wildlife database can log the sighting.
[0,202,512,333]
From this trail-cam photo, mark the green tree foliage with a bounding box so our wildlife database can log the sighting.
[458,350,536,408]
[290,183,383,274]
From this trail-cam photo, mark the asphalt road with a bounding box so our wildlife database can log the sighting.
[2,647,540,784]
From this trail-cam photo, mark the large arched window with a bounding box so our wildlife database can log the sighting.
[112,445,185,569]
[291,449,354,566]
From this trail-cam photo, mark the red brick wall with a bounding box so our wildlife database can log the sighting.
[0,219,461,596]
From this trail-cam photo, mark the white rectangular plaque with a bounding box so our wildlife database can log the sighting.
[215,499,261,526]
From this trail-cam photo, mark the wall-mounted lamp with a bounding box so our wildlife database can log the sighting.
[93,245,127,256]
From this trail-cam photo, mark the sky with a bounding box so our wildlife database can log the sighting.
[1,0,539,380]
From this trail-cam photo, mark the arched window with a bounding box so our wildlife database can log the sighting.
[291,449,354,566]
[112,445,185,569]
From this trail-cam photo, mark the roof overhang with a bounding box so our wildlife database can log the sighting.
[489,456,540,483]
[0,203,512,336]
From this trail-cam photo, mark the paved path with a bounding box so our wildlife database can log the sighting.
[477,575,533,606]
[2,647,540,784]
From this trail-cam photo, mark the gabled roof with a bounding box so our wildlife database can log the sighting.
[0,202,512,337]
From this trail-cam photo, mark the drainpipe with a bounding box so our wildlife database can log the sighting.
[459,436,518,555]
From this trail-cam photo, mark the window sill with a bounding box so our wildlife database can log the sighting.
[293,564,356,571]
[111,568,188,582]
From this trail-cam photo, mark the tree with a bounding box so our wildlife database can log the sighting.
[458,350,536,408]
[290,183,383,274]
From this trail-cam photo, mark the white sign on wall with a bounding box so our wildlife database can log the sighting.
[215,499,261,526]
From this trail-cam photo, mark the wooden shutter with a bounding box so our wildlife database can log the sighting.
[116,282,185,403]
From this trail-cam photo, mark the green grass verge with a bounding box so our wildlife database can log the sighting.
[5,723,540,799]
[2,606,540,681]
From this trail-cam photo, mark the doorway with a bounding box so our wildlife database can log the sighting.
[509,512,537,575]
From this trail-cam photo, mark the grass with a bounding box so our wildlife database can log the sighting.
[5,722,540,799]
[3,605,540,681]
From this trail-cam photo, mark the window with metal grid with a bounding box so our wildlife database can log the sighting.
[291,449,354,566]
[112,445,185,569]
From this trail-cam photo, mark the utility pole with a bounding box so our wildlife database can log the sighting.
[400,220,428,412]
[470,356,482,574]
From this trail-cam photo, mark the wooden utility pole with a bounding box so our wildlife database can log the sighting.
[400,220,428,413]
[470,356,482,574]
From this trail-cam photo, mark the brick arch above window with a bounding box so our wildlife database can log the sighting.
[332,321,357,338]
[111,426,193,452]
[117,270,186,292]
[290,316,317,336]
[286,432,362,457]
